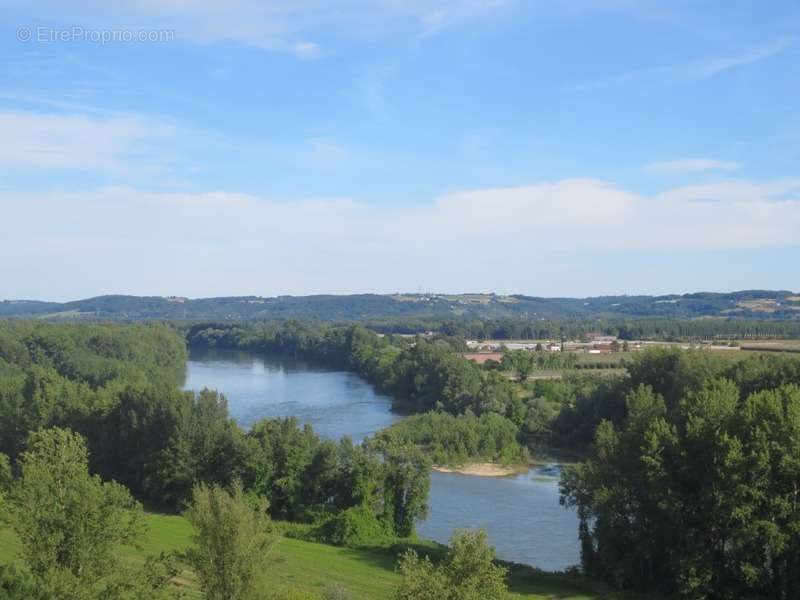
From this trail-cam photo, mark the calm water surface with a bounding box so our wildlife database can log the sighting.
[184,348,401,441]
[184,349,581,570]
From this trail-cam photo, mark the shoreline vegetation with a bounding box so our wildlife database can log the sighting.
[432,462,530,477]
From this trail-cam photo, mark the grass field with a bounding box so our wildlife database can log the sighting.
[0,512,641,599]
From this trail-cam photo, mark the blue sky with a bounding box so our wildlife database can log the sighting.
[1,0,799,300]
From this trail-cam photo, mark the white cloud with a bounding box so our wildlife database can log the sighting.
[643,158,741,175]
[2,177,799,299]
[0,110,176,175]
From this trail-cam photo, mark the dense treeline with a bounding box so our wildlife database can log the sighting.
[435,317,800,342]
[371,412,529,467]
[0,322,430,545]
[0,320,186,386]
[182,314,800,343]
[561,348,800,599]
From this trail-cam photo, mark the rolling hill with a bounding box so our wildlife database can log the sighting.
[1,290,799,322]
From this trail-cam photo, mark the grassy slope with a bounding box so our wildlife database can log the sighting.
[0,513,638,599]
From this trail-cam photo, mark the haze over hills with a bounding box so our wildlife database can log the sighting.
[2,290,799,322]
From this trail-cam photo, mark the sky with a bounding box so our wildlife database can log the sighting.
[1,0,799,301]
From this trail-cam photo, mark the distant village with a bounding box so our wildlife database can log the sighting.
[459,333,743,364]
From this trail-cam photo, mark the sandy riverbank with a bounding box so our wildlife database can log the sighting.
[432,462,530,477]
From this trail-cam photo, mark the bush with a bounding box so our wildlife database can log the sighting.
[323,505,396,547]
[394,530,508,600]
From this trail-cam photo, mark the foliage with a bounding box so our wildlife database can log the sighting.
[156,388,256,505]
[394,530,509,600]
[372,412,528,466]
[0,453,10,492]
[561,349,800,599]
[322,505,396,547]
[500,350,579,379]
[184,480,275,600]
[0,320,186,387]
[10,428,144,579]
[5,427,179,599]
[382,445,431,538]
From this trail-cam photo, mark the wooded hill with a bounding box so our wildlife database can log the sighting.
[2,290,799,322]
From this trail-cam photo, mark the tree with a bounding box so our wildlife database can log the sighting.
[0,453,10,526]
[6,428,177,599]
[394,530,508,600]
[184,480,275,600]
[383,445,431,537]
[561,373,800,599]
[515,353,534,383]
[11,428,144,580]
[157,389,257,505]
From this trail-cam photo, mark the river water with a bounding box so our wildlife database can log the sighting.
[184,349,581,571]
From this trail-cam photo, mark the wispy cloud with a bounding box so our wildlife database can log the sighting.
[570,38,793,91]
[643,158,741,175]
[673,39,793,81]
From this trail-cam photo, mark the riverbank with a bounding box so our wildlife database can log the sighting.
[432,462,530,477]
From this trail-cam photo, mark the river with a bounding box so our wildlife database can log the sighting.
[184,349,581,571]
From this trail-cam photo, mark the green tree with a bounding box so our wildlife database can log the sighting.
[561,374,800,599]
[395,530,508,600]
[383,445,431,537]
[0,452,11,491]
[184,480,275,600]
[157,389,257,505]
[6,428,177,599]
[11,428,144,580]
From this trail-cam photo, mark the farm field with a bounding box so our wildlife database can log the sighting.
[737,340,800,353]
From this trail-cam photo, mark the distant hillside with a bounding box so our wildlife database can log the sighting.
[1,290,799,322]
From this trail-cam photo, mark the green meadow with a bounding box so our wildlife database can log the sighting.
[0,512,639,600]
